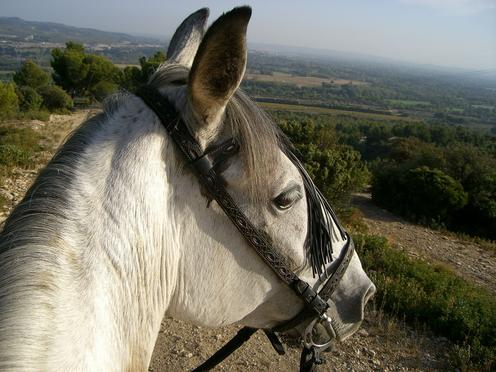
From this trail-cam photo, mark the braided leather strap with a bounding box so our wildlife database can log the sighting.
[136,86,329,316]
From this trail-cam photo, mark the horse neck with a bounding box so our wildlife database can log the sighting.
[0,95,183,370]
[67,97,184,366]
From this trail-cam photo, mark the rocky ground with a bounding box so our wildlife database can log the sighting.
[150,312,452,371]
[352,193,496,295]
[4,112,494,371]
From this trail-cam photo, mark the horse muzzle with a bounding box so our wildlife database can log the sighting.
[301,279,376,353]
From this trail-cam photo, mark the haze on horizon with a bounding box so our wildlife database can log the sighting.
[1,0,494,71]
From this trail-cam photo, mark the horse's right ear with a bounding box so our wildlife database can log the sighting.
[188,6,252,126]
[167,8,210,68]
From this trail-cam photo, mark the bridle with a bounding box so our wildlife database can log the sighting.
[137,86,355,371]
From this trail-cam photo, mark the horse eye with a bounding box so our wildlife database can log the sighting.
[273,189,301,211]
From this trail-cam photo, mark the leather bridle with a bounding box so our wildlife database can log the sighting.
[137,86,355,371]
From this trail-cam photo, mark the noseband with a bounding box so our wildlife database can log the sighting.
[137,86,355,372]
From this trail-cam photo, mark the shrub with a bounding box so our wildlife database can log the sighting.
[38,85,73,112]
[355,233,496,370]
[16,86,43,112]
[278,118,369,206]
[372,165,467,226]
[119,66,143,93]
[0,126,42,168]
[90,80,118,102]
[403,166,468,224]
[0,144,32,167]
[456,171,496,240]
[13,59,50,89]
[118,52,167,93]
[0,82,19,119]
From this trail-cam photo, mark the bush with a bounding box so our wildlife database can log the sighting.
[118,52,167,93]
[90,80,118,101]
[0,126,42,168]
[456,171,496,240]
[16,86,43,112]
[355,233,496,370]
[13,59,50,89]
[0,82,19,119]
[38,85,73,112]
[278,118,369,206]
[119,66,143,92]
[372,165,468,226]
[403,166,468,224]
[0,144,32,167]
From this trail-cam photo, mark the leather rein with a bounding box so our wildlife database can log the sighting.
[136,86,355,371]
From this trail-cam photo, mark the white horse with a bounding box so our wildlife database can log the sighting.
[0,7,375,371]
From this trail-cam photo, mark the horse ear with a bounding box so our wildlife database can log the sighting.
[188,6,252,125]
[167,8,210,67]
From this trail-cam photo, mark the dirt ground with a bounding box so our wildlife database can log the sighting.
[352,193,496,294]
[5,112,490,371]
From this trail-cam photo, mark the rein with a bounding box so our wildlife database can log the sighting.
[137,86,355,371]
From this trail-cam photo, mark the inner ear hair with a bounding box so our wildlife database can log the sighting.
[188,6,252,124]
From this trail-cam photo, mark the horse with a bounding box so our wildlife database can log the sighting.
[0,7,375,371]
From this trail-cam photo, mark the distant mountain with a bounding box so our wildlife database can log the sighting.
[0,17,162,45]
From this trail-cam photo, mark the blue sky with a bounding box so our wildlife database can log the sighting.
[2,0,495,70]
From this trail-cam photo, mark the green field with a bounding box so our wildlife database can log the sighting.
[259,101,419,122]
[387,99,431,107]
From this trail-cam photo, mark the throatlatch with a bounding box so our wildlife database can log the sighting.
[136,86,355,372]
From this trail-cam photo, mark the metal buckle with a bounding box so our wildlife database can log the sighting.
[301,313,335,353]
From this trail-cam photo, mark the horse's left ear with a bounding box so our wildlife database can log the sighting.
[167,8,210,67]
[188,6,252,125]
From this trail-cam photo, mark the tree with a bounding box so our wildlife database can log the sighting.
[13,60,50,90]
[118,52,167,93]
[389,137,445,170]
[82,54,120,93]
[51,42,88,97]
[38,85,73,112]
[51,42,120,100]
[0,82,19,119]
[139,51,166,80]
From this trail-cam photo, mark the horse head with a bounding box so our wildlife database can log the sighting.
[0,6,375,371]
[157,6,375,348]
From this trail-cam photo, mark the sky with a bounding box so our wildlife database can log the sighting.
[1,0,495,70]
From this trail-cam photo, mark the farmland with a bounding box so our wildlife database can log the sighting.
[258,101,419,122]
[245,71,367,87]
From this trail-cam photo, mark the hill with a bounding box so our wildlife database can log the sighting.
[0,17,161,45]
